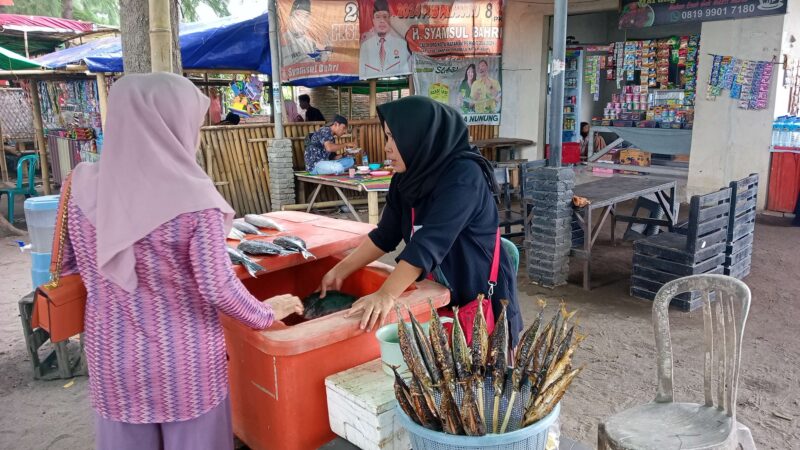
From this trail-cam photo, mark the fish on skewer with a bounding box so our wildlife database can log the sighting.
[237,240,294,256]
[451,307,472,382]
[459,377,486,436]
[523,367,582,426]
[233,221,266,236]
[488,300,509,433]
[500,299,546,433]
[226,246,265,278]
[394,306,439,418]
[389,365,420,425]
[438,380,465,435]
[470,297,490,423]
[409,376,442,431]
[427,299,455,391]
[244,214,285,232]
[274,236,316,260]
[406,305,442,387]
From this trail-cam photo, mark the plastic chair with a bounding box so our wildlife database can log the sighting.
[501,237,519,274]
[599,274,756,450]
[0,154,39,223]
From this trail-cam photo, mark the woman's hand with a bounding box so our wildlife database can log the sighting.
[263,294,304,320]
[319,266,346,298]
[345,290,397,331]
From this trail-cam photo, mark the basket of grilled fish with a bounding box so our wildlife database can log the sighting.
[391,298,583,449]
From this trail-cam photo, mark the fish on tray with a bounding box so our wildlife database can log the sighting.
[302,291,357,319]
[226,246,266,278]
[244,214,285,232]
[237,240,293,256]
[274,236,315,260]
[233,221,266,236]
[227,228,246,241]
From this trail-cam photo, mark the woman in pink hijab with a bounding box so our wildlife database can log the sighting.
[60,72,303,450]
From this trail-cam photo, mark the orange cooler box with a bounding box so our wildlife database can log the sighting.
[221,223,449,450]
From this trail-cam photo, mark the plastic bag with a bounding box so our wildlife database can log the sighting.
[545,417,561,450]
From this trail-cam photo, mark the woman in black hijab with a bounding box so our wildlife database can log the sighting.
[318,96,523,345]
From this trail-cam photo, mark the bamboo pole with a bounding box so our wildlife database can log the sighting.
[369,79,377,118]
[149,0,174,73]
[96,73,109,129]
[349,88,353,118]
[28,81,51,195]
[337,86,342,115]
[408,75,414,95]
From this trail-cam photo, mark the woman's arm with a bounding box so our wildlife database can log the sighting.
[345,260,422,331]
[189,209,276,329]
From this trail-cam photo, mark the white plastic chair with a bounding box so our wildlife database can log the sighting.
[598,274,756,450]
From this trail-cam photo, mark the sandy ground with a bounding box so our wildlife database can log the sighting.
[0,200,798,449]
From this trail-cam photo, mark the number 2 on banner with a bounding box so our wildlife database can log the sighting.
[344,2,358,22]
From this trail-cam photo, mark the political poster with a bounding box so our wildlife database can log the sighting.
[277,0,361,84]
[413,55,502,125]
[619,0,787,29]
[358,0,503,80]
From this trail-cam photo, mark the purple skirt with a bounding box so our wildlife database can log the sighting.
[95,396,233,450]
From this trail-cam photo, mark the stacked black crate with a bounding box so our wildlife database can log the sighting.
[526,167,575,288]
[724,174,758,279]
[630,188,731,311]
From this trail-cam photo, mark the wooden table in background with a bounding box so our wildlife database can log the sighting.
[571,176,677,290]
[473,138,534,161]
[294,172,391,224]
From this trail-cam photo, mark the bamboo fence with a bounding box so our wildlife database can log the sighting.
[199,120,499,215]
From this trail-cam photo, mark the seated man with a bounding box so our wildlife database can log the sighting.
[304,115,354,175]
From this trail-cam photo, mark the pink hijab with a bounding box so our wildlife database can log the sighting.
[71,72,235,293]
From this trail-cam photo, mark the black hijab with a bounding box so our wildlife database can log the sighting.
[377,96,496,206]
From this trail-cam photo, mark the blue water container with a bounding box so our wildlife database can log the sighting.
[31,252,52,289]
[24,195,60,253]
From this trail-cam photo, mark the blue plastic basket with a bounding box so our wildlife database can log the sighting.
[396,402,560,450]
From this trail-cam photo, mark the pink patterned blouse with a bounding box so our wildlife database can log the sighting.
[61,203,273,424]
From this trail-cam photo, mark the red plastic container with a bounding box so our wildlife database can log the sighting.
[220,212,450,450]
[545,142,581,164]
[767,152,800,213]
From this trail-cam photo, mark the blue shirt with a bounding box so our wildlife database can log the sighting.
[304,126,335,172]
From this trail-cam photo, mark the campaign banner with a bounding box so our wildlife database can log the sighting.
[278,0,361,83]
[619,0,787,29]
[358,0,503,80]
[413,55,502,125]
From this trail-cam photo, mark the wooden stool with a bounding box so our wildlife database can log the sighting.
[325,359,410,450]
[18,292,87,380]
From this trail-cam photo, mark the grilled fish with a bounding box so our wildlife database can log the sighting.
[427,299,455,391]
[451,307,472,382]
[406,306,442,386]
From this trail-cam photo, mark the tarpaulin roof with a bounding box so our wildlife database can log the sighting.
[0,44,42,70]
[0,14,116,55]
[34,12,365,87]
[37,12,271,74]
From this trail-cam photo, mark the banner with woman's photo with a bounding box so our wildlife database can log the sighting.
[277,0,361,84]
[413,55,502,125]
